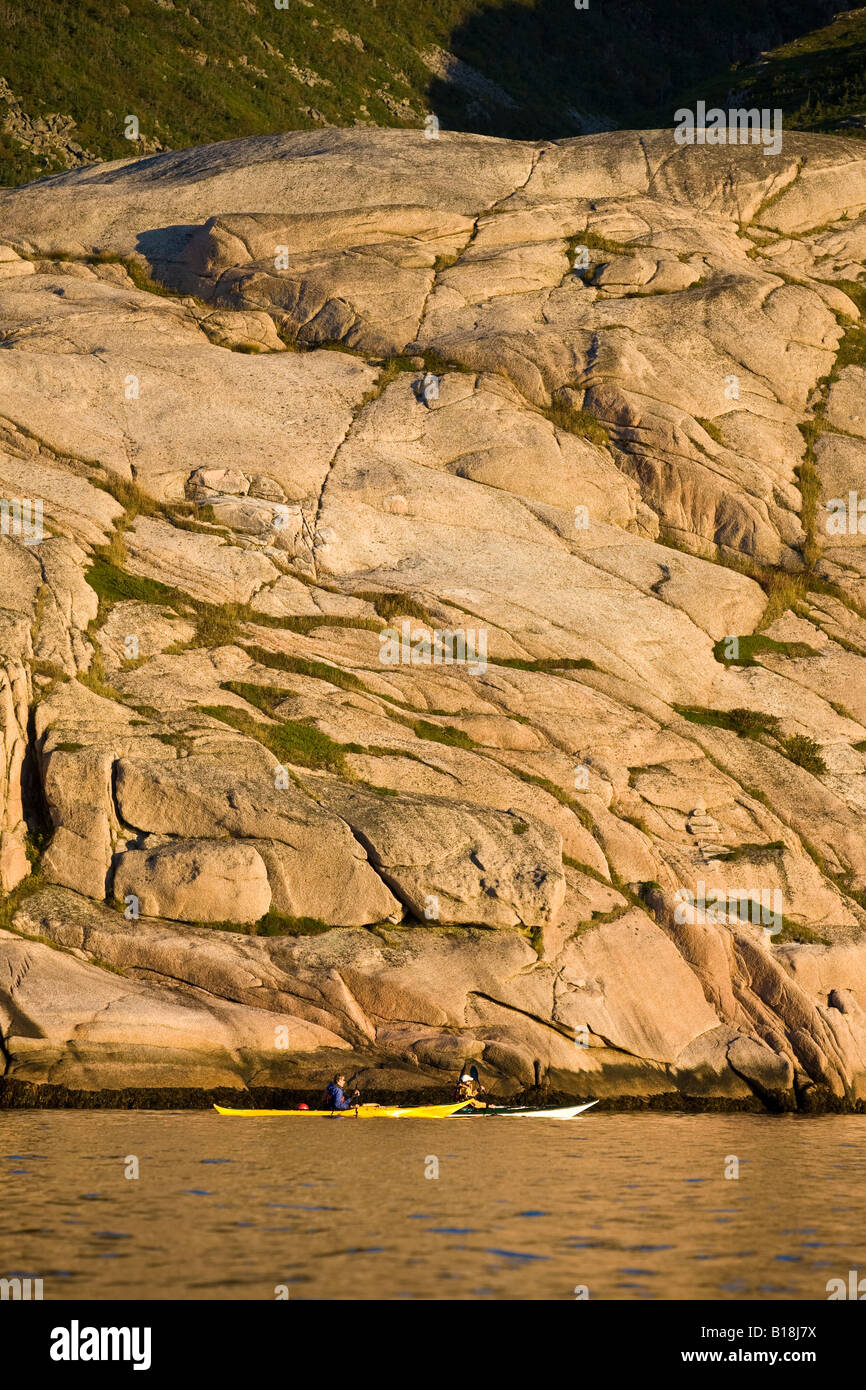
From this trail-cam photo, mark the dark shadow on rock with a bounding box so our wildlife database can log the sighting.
[135,224,201,269]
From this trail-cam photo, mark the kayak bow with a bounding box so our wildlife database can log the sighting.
[457,1100,599,1118]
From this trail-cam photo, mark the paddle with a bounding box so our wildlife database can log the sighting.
[347,1070,361,1117]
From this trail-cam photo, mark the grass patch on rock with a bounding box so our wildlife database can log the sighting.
[713,634,821,666]
[86,555,186,612]
[675,704,781,738]
[724,841,787,863]
[355,590,440,627]
[773,922,831,946]
[412,719,477,749]
[695,416,725,445]
[219,680,296,716]
[209,912,335,937]
[240,645,368,694]
[777,733,827,776]
[199,705,347,773]
[675,706,828,776]
[542,399,610,448]
[490,656,600,674]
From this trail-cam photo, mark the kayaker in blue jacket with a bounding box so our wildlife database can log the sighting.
[323,1074,360,1112]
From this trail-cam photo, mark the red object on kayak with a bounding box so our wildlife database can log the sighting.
[297,1102,309,1110]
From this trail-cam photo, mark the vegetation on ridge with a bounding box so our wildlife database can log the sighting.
[0,0,855,186]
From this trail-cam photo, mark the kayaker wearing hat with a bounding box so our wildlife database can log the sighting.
[453,1062,489,1106]
[322,1073,361,1112]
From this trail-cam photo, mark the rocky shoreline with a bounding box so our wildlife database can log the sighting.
[5,1077,864,1113]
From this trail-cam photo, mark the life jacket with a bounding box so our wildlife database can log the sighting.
[454,1077,480,1102]
[323,1081,345,1110]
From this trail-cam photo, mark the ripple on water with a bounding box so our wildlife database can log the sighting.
[485,1249,549,1261]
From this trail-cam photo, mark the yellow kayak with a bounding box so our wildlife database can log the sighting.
[213,1101,470,1119]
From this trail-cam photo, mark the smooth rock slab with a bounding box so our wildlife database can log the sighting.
[113,838,271,923]
[322,787,566,928]
[0,929,347,1091]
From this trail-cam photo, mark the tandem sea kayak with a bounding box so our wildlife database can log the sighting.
[213,1101,470,1119]
[214,1099,597,1119]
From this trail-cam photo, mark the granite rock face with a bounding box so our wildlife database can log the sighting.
[2,128,866,1106]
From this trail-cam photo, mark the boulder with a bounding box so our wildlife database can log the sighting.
[112,838,272,923]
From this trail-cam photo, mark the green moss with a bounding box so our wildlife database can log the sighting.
[24,827,50,865]
[86,954,127,976]
[30,660,69,689]
[276,615,382,636]
[570,905,629,936]
[743,784,775,813]
[87,555,374,656]
[687,544,810,629]
[526,922,545,955]
[192,602,246,647]
[676,706,827,776]
[167,511,231,538]
[120,257,178,298]
[414,348,474,377]
[795,423,823,572]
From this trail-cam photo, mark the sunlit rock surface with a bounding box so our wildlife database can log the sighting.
[2,129,866,1107]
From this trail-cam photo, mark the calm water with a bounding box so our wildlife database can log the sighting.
[1,1112,864,1300]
